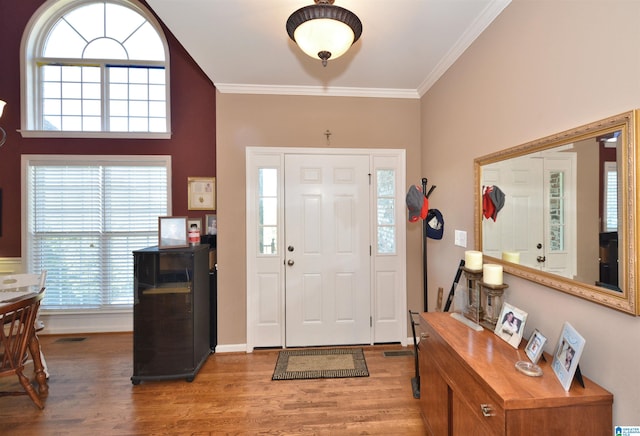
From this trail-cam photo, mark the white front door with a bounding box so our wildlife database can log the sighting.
[482,154,576,276]
[246,147,406,352]
[482,155,544,268]
[284,154,371,347]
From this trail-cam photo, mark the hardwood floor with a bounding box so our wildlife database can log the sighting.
[0,334,426,435]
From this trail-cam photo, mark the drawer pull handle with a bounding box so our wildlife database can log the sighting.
[420,333,429,339]
[480,404,495,417]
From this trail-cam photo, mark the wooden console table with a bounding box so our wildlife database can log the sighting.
[418,312,612,435]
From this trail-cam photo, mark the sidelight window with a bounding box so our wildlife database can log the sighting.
[376,169,396,254]
[548,171,565,252]
[258,168,279,255]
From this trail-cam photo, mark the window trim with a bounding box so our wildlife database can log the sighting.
[20,0,172,139]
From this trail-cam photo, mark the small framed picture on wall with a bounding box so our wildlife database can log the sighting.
[188,177,215,210]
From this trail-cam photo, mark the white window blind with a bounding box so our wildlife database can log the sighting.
[25,156,170,310]
[604,161,618,232]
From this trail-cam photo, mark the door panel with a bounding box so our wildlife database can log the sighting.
[482,157,544,268]
[284,154,370,347]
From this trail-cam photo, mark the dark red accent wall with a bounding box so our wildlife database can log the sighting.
[0,0,217,257]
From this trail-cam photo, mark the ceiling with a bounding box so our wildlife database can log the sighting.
[146,0,511,99]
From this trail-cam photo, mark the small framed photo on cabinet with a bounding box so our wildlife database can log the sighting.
[205,214,217,235]
[158,216,189,249]
[494,302,527,349]
[525,329,547,364]
[187,218,202,232]
[551,322,586,391]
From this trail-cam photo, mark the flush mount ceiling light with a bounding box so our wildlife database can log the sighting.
[286,0,362,67]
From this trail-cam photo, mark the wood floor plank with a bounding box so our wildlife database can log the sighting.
[0,333,426,435]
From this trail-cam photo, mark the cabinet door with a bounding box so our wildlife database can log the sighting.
[452,392,499,436]
[419,340,449,435]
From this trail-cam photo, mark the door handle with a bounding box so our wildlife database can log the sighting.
[287,259,294,266]
[480,404,496,417]
[536,256,546,263]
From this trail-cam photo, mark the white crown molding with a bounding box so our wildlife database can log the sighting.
[215,83,420,100]
[417,0,511,96]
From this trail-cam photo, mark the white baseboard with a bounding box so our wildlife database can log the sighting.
[214,343,248,353]
[39,312,132,335]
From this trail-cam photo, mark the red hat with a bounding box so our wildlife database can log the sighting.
[483,186,495,220]
[406,185,429,222]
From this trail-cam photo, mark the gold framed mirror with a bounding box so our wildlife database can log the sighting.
[474,110,639,315]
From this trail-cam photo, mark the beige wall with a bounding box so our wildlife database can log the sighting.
[421,0,640,424]
[216,94,421,345]
[575,137,600,285]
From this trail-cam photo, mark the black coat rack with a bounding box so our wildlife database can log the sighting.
[409,178,436,400]
[421,177,436,312]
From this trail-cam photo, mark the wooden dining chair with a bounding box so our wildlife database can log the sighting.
[0,272,49,389]
[0,289,46,409]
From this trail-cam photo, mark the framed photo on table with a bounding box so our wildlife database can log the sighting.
[493,302,527,349]
[525,329,547,364]
[187,218,202,232]
[188,177,215,210]
[205,214,217,235]
[158,216,189,249]
[552,322,586,391]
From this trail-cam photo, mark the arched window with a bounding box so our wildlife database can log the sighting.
[21,0,171,138]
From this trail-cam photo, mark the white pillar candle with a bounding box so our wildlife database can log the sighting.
[502,251,520,264]
[465,250,483,270]
[483,264,503,285]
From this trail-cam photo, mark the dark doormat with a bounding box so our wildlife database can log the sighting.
[272,348,369,380]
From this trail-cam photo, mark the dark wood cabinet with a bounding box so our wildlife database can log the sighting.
[131,245,210,384]
[418,312,613,435]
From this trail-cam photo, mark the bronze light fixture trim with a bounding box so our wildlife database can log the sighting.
[0,100,6,148]
[286,0,363,67]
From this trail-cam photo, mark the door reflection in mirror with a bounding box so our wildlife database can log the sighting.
[481,133,621,289]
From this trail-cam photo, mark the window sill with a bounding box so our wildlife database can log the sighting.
[41,308,133,315]
[19,130,171,140]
